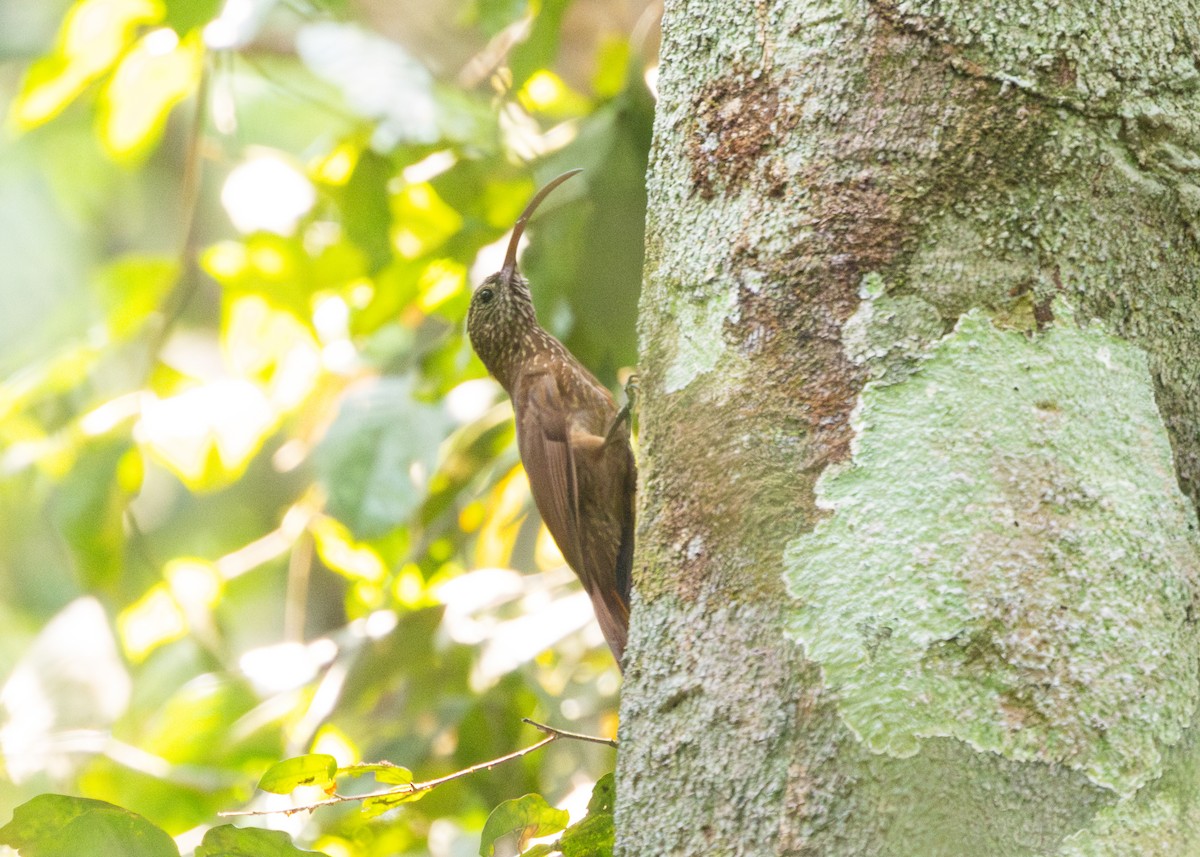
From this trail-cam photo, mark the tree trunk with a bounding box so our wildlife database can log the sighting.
[616,1,1200,854]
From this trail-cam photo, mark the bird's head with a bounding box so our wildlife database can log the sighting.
[467,169,581,380]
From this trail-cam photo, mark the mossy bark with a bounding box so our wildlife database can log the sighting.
[616,1,1200,854]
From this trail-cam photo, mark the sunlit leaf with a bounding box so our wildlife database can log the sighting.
[521,845,555,857]
[221,294,321,410]
[507,0,571,89]
[361,788,427,817]
[338,761,414,785]
[50,433,141,590]
[257,754,338,794]
[311,515,388,582]
[315,376,450,539]
[0,794,179,857]
[592,36,631,100]
[143,673,262,765]
[416,258,467,316]
[137,380,278,490]
[517,70,590,119]
[10,0,164,130]
[341,148,393,272]
[392,182,463,261]
[98,29,203,161]
[197,825,330,857]
[163,0,222,35]
[475,465,531,569]
[479,793,568,857]
[92,254,179,339]
[117,583,188,662]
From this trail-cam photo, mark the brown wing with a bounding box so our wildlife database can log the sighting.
[513,371,584,575]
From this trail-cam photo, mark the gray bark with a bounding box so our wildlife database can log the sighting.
[617,1,1200,854]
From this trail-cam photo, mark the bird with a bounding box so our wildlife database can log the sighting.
[467,169,636,668]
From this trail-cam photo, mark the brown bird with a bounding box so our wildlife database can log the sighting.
[467,170,636,668]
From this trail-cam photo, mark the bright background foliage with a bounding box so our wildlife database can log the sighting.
[0,0,656,853]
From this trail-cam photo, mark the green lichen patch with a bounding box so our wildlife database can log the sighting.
[662,283,738,393]
[784,310,1200,797]
[842,286,943,383]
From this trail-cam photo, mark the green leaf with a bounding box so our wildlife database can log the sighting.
[0,794,179,857]
[520,846,556,857]
[338,761,414,785]
[558,811,613,857]
[163,0,222,34]
[98,31,203,162]
[479,794,568,857]
[361,788,427,818]
[50,434,141,591]
[508,0,571,89]
[314,376,450,539]
[586,772,615,814]
[92,254,179,338]
[341,149,394,273]
[196,825,331,857]
[256,754,338,794]
[553,776,616,857]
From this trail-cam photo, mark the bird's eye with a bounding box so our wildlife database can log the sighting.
[477,287,495,305]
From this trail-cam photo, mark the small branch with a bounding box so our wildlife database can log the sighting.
[219,720,615,818]
[523,718,618,749]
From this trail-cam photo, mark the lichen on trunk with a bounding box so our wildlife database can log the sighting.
[619,0,1200,853]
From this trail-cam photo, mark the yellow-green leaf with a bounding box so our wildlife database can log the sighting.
[11,0,164,130]
[257,754,338,794]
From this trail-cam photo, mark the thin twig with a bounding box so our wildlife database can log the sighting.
[143,51,211,375]
[523,718,618,749]
[219,720,615,818]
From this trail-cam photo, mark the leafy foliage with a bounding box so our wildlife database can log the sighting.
[0,0,651,853]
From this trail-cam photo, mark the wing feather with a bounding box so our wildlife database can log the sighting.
[514,371,583,573]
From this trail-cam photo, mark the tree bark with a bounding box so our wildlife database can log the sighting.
[617,1,1200,854]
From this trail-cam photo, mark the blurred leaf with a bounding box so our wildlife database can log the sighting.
[140,673,271,767]
[203,234,312,324]
[10,0,164,130]
[392,183,464,261]
[98,30,203,162]
[479,793,568,857]
[508,0,571,89]
[0,794,179,857]
[312,515,388,583]
[341,149,394,272]
[197,825,330,857]
[50,433,141,590]
[315,376,450,539]
[296,22,438,148]
[163,0,221,35]
[137,380,278,491]
[466,0,530,37]
[592,37,631,100]
[257,754,338,794]
[92,254,179,339]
